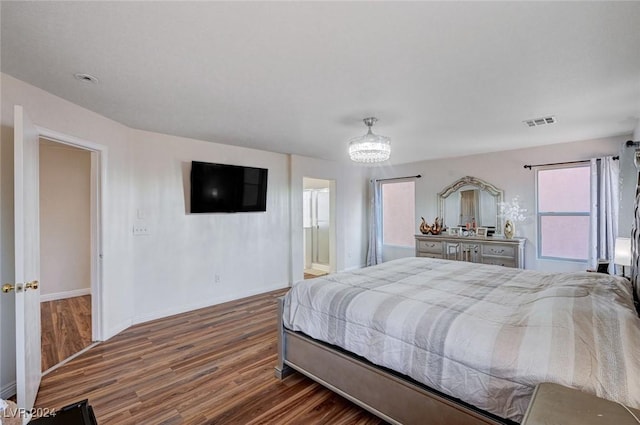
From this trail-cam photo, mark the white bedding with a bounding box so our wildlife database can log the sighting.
[282,257,640,422]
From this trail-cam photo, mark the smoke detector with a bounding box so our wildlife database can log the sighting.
[523,116,556,127]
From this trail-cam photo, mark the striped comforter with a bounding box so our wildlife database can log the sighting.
[282,257,640,422]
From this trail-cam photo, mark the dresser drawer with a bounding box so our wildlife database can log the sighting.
[482,257,516,268]
[417,253,443,259]
[416,240,443,254]
[415,235,525,269]
[481,244,515,258]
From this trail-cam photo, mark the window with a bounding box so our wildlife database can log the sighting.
[381,181,415,247]
[537,165,590,261]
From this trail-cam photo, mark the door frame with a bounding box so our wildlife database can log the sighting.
[302,177,336,275]
[37,127,106,342]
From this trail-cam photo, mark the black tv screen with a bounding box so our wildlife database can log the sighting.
[190,161,268,213]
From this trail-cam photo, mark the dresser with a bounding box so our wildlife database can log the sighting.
[415,234,526,269]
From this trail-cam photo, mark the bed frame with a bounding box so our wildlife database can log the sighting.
[274,298,514,425]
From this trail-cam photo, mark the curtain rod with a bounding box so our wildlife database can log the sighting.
[524,156,619,170]
[375,174,422,182]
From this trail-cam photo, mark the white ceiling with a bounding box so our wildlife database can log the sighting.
[2,1,640,165]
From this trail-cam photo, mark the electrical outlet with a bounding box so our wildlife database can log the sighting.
[214,274,221,284]
[133,224,150,236]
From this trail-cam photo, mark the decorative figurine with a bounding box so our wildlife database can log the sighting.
[420,217,442,235]
[419,217,432,235]
[431,217,443,235]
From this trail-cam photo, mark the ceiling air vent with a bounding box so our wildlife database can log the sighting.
[524,116,556,127]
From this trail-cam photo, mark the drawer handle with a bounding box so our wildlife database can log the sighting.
[491,248,505,254]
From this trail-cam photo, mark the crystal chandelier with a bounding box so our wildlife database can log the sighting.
[348,117,391,163]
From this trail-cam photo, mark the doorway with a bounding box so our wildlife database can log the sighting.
[37,128,105,373]
[303,177,332,279]
[39,139,93,371]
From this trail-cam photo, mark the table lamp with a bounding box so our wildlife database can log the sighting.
[614,237,632,278]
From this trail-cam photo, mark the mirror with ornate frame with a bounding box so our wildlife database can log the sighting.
[438,176,504,234]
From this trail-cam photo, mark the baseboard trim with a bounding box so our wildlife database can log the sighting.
[311,263,330,273]
[40,288,90,302]
[1,380,16,400]
[132,284,289,326]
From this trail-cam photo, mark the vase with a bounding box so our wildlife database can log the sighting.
[419,217,431,234]
[504,220,515,239]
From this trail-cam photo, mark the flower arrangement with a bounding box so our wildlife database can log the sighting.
[499,196,528,222]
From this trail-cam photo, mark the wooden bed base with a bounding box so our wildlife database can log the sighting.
[275,298,513,425]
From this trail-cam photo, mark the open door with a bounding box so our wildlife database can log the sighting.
[9,105,41,416]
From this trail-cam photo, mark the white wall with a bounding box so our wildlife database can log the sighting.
[39,140,91,300]
[371,135,631,272]
[128,129,291,323]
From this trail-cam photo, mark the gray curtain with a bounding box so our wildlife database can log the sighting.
[589,156,619,273]
[631,177,640,307]
[366,179,383,266]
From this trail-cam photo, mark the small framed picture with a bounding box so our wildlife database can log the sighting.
[476,227,488,237]
[448,227,461,236]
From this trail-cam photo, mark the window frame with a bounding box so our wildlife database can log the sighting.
[380,179,416,248]
[536,163,590,263]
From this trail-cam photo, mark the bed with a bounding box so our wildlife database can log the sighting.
[275,257,640,424]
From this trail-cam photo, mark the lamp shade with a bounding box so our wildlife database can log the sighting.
[614,237,631,266]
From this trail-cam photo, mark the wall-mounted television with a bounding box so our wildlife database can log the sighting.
[190,161,268,213]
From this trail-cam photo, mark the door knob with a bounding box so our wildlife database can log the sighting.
[2,283,25,293]
[25,280,39,290]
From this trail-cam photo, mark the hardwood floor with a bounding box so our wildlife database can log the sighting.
[40,295,93,371]
[303,271,328,280]
[35,289,386,425]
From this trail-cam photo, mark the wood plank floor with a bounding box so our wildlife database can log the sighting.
[304,272,328,280]
[35,289,386,425]
[41,295,93,371]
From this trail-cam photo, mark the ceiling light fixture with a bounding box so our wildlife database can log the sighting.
[348,117,391,163]
[74,73,99,84]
